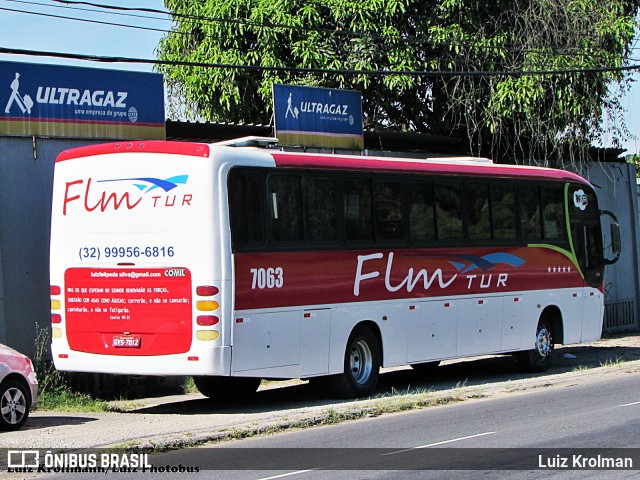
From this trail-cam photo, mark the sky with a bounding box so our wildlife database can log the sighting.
[0,0,639,155]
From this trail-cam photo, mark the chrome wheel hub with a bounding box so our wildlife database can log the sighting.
[535,328,552,358]
[350,339,373,385]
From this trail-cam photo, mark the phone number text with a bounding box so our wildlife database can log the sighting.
[79,246,175,261]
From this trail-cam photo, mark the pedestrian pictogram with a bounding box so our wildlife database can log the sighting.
[5,72,33,115]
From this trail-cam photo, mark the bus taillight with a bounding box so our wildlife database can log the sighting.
[196,286,219,296]
[196,300,219,311]
[197,315,219,326]
[196,331,220,341]
[50,285,62,324]
[195,285,220,341]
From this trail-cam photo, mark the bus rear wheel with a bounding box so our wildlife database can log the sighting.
[516,319,554,373]
[330,325,380,399]
[194,376,261,401]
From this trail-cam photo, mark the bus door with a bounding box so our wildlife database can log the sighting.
[568,185,604,340]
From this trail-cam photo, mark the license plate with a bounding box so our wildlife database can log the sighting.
[112,336,141,348]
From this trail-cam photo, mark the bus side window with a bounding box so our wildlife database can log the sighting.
[373,180,404,242]
[344,179,373,242]
[409,182,435,244]
[520,185,542,240]
[467,182,491,241]
[435,182,463,241]
[304,176,339,243]
[268,175,303,243]
[228,170,265,249]
[491,184,517,240]
[541,186,567,241]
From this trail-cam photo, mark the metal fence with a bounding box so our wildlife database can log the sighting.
[604,299,638,333]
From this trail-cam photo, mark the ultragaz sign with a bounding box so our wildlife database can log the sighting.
[273,84,363,149]
[0,60,165,139]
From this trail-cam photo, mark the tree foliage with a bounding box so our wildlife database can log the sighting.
[157,0,639,166]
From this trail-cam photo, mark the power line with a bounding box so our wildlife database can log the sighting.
[1,0,632,66]
[48,0,622,51]
[0,6,170,34]
[5,0,171,23]
[50,0,368,40]
[1,46,638,78]
[0,2,625,62]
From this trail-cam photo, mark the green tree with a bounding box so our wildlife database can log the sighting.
[157,0,639,166]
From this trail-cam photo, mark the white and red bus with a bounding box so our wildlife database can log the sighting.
[49,138,620,399]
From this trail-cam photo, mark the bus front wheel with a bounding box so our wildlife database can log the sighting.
[516,319,554,373]
[194,376,261,401]
[330,325,380,399]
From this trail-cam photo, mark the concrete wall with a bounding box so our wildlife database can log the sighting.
[0,137,98,355]
[585,161,640,332]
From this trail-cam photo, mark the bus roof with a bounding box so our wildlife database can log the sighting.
[270,151,588,183]
[55,139,588,185]
[55,141,211,162]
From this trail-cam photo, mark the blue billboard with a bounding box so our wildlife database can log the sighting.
[0,61,165,139]
[273,84,363,149]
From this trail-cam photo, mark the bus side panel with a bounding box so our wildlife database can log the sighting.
[581,288,604,342]
[407,300,457,362]
[300,308,331,377]
[231,310,301,374]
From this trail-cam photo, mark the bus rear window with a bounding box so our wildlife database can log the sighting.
[229,170,265,249]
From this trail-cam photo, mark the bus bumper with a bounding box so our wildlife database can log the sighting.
[51,345,232,376]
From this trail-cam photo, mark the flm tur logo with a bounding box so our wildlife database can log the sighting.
[62,175,192,215]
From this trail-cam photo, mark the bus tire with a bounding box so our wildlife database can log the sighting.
[516,318,554,373]
[330,325,380,399]
[194,376,261,401]
[410,360,441,376]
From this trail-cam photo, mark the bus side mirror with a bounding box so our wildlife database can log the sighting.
[601,210,621,265]
[610,222,621,257]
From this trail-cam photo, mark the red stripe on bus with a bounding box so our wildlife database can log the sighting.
[271,152,587,183]
[56,141,210,162]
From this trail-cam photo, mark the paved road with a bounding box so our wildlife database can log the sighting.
[20,364,640,480]
[151,372,640,479]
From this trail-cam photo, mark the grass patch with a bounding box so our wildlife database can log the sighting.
[182,376,198,394]
[600,357,626,368]
[38,387,116,412]
[33,325,119,412]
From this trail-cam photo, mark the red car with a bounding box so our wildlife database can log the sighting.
[0,343,38,430]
